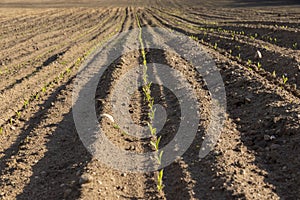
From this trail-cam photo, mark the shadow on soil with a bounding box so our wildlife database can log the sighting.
[3,8,298,199]
[0,77,92,200]
[229,0,300,7]
[16,25,133,199]
[140,29,237,198]
[16,110,91,200]
[145,49,192,200]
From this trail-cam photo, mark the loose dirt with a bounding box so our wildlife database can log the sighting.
[0,1,299,199]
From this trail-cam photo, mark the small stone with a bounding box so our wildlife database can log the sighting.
[100,113,114,123]
[130,146,135,150]
[182,163,188,169]
[60,183,65,188]
[270,135,276,140]
[265,147,270,151]
[116,186,122,190]
[270,143,281,150]
[264,134,271,141]
[79,174,93,185]
[70,180,76,186]
[255,50,262,59]
[121,173,127,177]
[63,189,72,198]
[10,126,16,130]
[245,98,251,103]
[76,170,81,176]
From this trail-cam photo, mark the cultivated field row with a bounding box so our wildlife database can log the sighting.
[0,4,299,200]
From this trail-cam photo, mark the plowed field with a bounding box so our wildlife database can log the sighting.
[0,1,299,199]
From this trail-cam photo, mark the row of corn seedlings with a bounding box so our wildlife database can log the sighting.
[154,8,299,50]
[0,9,116,76]
[148,10,299,97]
[0,12,127,135]
[136,13,164,192]
[159,10,295,85]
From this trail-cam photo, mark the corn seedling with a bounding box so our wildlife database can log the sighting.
[66,67,71,74]
[272,70,276,77]
[59,60,68,66]
[213,42,218,50]
[0,127,3,134]
[113,123,128,135]
[10,118,13,125]
[293,43,298,49]
[137,14,164,192]
[23,100,29,108]
[189,35,198,41]
[157,150,164,165]
[150,136,162,151]
[282,75,288,84]
[263,45,269,50]
[42,86,47,93]
[16,111,21,119]
[157,169,164,191]
[59,72,64,79]
[257,62,262,70]
[147,122,157,136]
[113,124,120,129]
[75,57,82,66]
[247,59,252,65]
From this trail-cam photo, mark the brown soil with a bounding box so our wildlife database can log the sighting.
[0,1,299,200]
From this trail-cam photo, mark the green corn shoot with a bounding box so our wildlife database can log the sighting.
[157,169,164,191]
[257,62,262,69]
[282,75,288,84]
